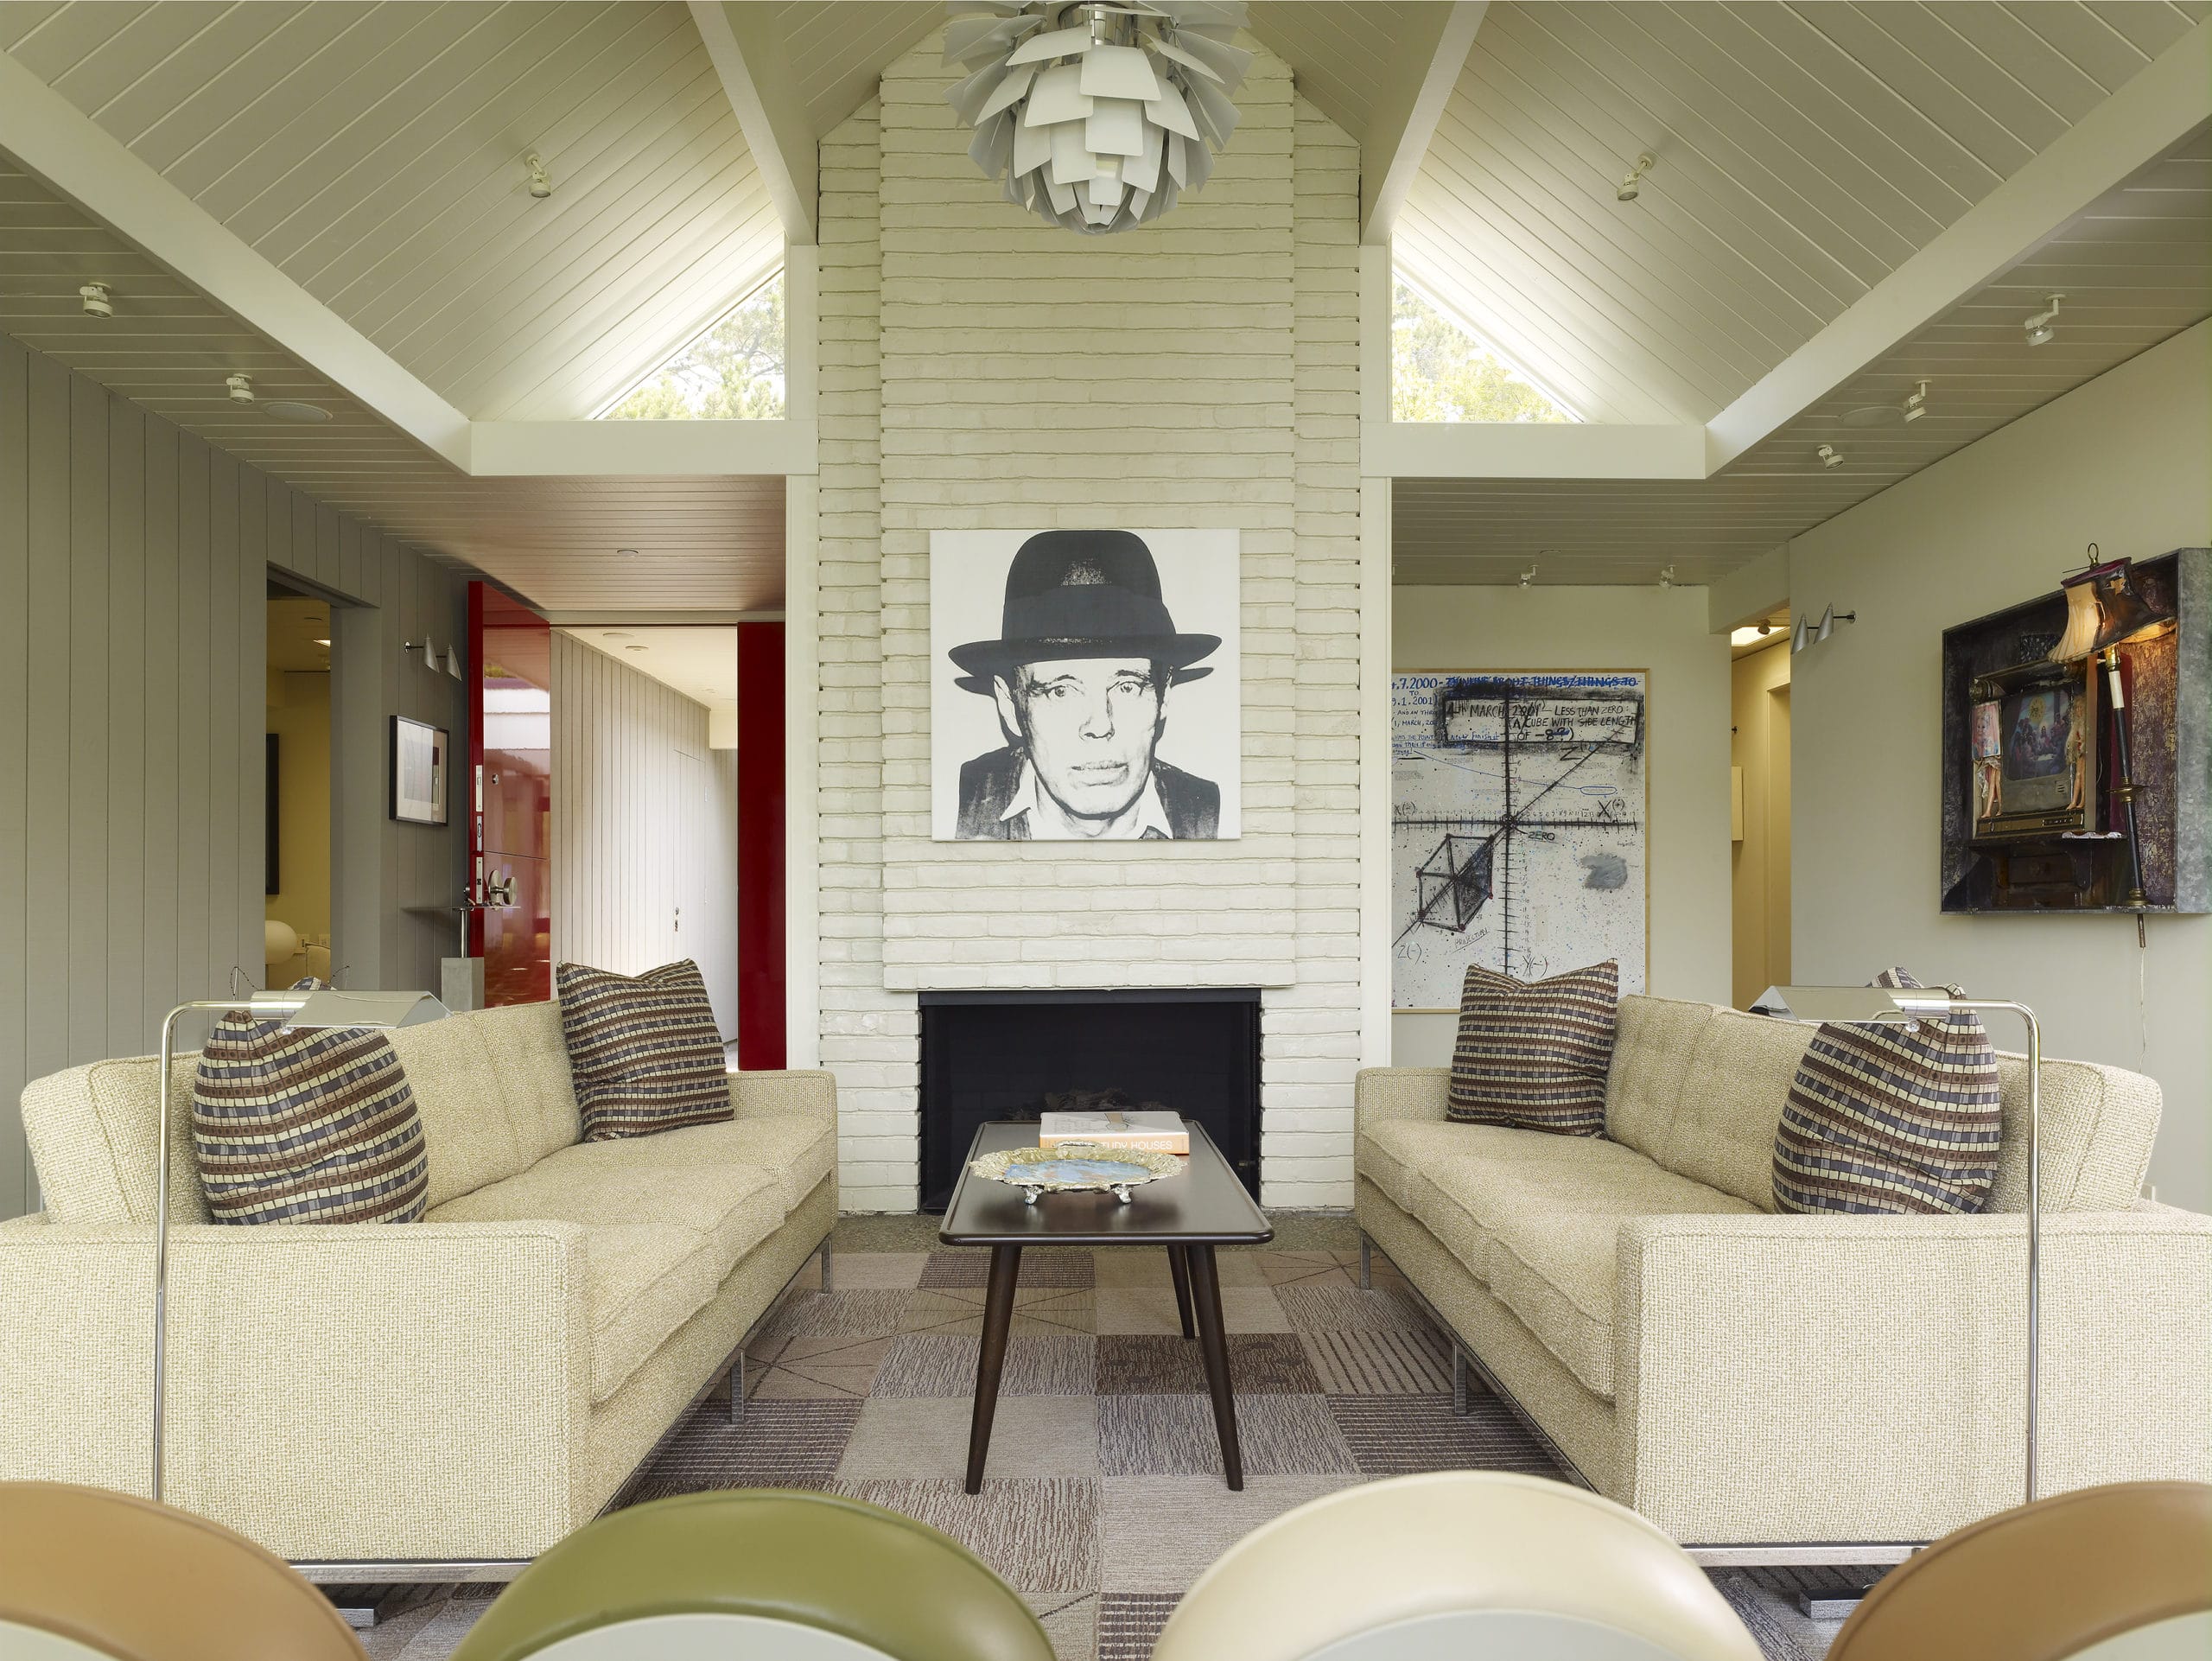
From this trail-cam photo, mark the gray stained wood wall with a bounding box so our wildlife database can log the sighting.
[0,334,468,1218]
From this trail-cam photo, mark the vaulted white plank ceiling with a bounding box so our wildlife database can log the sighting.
[0,0,781,422]
[0,1,2205,602]
[1395,0,2208,424]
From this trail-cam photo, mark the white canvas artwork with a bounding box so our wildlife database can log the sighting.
[931,529,1241,842]
[1392,671,1648,1008]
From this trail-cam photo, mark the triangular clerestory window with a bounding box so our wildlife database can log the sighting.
[598,269,785,420]
[1393,275,1576,423]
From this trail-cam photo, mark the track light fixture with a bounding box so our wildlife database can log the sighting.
[524,152,552,199]
[1657,563,1676,590]
[1816,443,1844,468]
[226,373,254,404]
[2024,293,2063,347]
[1616,150,1656,203]
[1519,564,1538,589]
[1902,380,1929,422]
[79,283,112,318]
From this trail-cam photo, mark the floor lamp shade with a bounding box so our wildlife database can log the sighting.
[151,990,449,1501]
[1753,983,2044,1505]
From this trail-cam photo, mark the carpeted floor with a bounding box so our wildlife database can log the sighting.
[359,1213,1852,1659]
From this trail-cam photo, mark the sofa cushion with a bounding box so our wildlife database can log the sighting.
[428,1150,783,1402]
[191,998,429,1225]
[1603,996,1713,1166]
[1408,1130,1758,1400]
[581,1224,741,1404]
[387,1002,581,1209]
[1775,969,2002,1215]
[1359,1118,1602,1214]
[576,1111,836,1214]
[1447,961,1618,1136]
[557,960,733,1142]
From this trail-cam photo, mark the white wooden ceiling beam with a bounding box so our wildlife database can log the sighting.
[690,2,817,245]
[1361,2,1486,246]
[1704,17,2212,474]
[0,48,474,470]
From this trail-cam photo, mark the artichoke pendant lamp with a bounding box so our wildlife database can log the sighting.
[945,1,1252,234]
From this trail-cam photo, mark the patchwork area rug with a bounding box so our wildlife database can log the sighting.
[361,1214,1846,1660]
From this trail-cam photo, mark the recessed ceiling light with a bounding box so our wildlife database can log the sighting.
[1841,403,1902,428]
[261,400,333,423]
[625,644,648,653]
[601,630,633,640]
[616,547,640,558]
[312,637,331,647]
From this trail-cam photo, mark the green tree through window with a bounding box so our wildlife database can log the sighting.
[1392,278,1573,423]
[601,271,785,419]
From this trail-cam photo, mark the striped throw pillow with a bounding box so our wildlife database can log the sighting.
[1446,961,1618,1136]
[1774,967,2001,1215]
[557,959,732,1141]
[191,981,429,1225]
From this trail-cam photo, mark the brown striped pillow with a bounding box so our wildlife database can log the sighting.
[191,981,429,1225]
[1446,961,1618,1136]
[1774,967,2000,1215]
[557,959,732,1141]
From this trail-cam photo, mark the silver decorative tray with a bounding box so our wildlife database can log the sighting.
[969,1142,1183,1205]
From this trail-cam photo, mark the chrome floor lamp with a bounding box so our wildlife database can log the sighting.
[1754,983,2042,1505]
[151,987,447,1504]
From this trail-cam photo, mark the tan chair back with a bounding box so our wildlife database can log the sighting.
[0,1481,367,1661]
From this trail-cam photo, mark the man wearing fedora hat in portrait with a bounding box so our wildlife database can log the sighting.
[949,529,1222,840]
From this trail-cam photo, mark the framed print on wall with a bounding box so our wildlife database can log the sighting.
[930,528,1242,842]
[390,715,449,826]
[1391,670,1649,1009]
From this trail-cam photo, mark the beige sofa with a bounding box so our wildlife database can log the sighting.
[0,1002,836,1569]
[1356,994,2212,1556]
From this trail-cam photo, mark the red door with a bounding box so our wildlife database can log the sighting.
[468,584,552,1004]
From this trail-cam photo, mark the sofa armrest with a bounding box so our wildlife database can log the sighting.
[1354,1067,1452,1131]
[730,1066,838,1129]
[0,1219,594,1561]
[1614,1209,2212,1544]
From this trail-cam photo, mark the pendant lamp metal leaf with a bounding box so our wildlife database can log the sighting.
[945,0,1251,234]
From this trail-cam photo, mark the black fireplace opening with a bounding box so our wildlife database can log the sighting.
[918,989,1262,1212]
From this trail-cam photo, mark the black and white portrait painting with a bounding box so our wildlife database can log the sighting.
[931,529,1241,842]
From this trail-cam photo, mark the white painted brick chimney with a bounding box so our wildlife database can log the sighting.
[814,36,1363,1211]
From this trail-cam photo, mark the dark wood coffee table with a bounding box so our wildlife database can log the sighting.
[940,1119,1272,1492]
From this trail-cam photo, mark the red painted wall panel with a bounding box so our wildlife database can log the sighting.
[737,621,785,1068]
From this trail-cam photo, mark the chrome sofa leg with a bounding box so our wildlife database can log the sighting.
[818,1237,834,1293]
[1358,1233,1371,1291]
[729,1350,745,1425]
[1452,1345,1470,1416]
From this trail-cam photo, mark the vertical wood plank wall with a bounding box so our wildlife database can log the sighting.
[0,334,468,1219]
[550,631,740,1039]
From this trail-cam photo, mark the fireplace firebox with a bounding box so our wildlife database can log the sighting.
[918,989,1262,1211]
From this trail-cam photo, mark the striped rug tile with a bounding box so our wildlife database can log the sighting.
[834,1478,1100,1594]
[899,1287,1096,1337]
[1298,1327,1452,1395]
[1097,1392,1357,1478]
[742,1334,890,1402]
[872,1333,1096,1398]
[754,1289,913,1344]
[1328,1393,1560,1477]
[921,1247,1097,1289]
[626,1398,862,1499]
[1097,1593,1182,1661]
[1021,1591,1097,1661]
[1274,1282,1431,1333]
[1096,1333,1320,1396]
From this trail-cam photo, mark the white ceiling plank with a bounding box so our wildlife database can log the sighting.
[1376,420,1704,479]
[1704,16,2211,473]
[471,417,814,479]
[691,0,815,243]
[1360,0,1485,244]
[0,42,474,466]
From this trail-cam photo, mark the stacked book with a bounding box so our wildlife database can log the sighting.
[1036,1109,1189,1155]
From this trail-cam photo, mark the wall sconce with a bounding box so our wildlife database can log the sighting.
[442,646,464,681]
[401,639,439,673]
[1790,604,1855,653]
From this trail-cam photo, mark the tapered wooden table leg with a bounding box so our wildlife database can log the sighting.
[964,1244,1022,1494]
[1167,1243,1197,1340]
[1185,1244,1243,1490]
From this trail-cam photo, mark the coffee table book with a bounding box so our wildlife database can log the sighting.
[1036,1109,1190,1153]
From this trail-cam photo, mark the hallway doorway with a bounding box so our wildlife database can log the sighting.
[264,585,334,989]
[1731,615,1791,1009]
